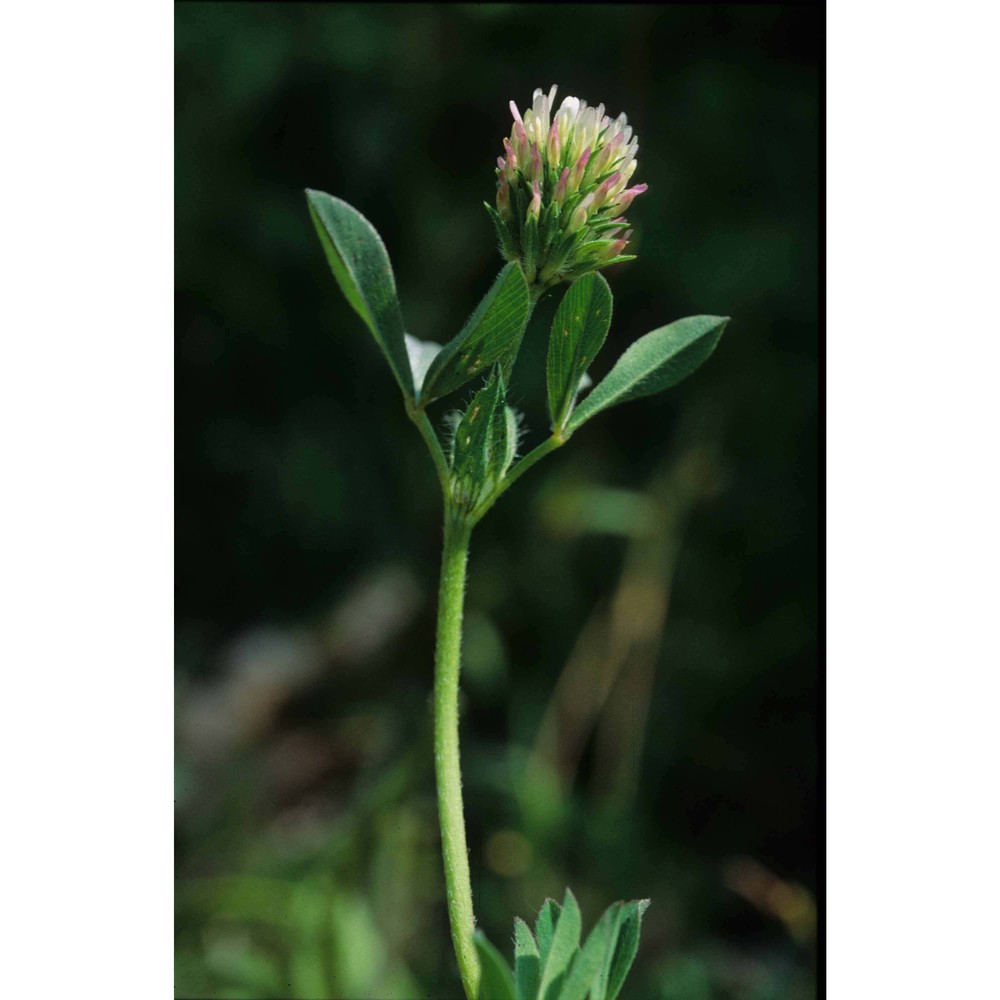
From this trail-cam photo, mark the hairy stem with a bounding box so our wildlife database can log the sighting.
[409,405,450,492]
[434,512,479,999]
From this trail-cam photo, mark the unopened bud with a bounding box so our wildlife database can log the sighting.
[592,172,621,211]
[569,146,591,194]
[553,168,569,207]
[547,120,561,168]
[612,183,648,213]
[568,192,595,233]
[513,120,529,163]
[529,144,543,182]
[602,231,633,262]
[503,138,518,177]
[497,171,511,219]
[528,179,542,220]
[589,143,613,178]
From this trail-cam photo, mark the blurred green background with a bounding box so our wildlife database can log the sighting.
[175,4,819,998]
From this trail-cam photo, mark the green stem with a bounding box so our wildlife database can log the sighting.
[434,512,479,999]
[414,289,564,995]
[408,405,450,493]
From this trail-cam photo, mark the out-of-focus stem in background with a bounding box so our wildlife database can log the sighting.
[526,420,728,817]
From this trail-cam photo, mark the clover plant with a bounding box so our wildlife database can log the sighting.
[307,85,728,1000]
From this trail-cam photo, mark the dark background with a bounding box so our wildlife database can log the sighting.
[175,4,820,998]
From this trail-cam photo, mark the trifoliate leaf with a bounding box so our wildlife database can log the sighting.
[420,263,530,405]
[306,189,414,400]
[546,272,613,433]
[567,316,728,431]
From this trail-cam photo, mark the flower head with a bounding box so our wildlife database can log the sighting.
[488,85,645,295]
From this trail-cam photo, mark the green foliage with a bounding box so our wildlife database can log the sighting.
[305,194,728,519]
[539,889,582,1000]
[536,898,562,971]
[568,316,729,432]
[546,273,613,434]
[490,401,520,483]
[602,900,651,1000]
[421,262,531,405]
[569,316,729,431]
[477,892,650,1000]
[514,918,541,1000]
[561,903,622,1000]
[175,876,422,999]
[305,189,414,400]
[475,931,519,1000]
[449,367,517,512]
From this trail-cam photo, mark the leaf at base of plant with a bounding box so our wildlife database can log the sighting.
[558,902,622,1000]
[513,916,540,1000]
[535,897,562,972]
[602,899,650,1000]
[538,889,582,1000]
[474,931,518,1000]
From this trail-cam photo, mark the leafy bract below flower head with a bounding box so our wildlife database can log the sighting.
[486,85,648,297]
